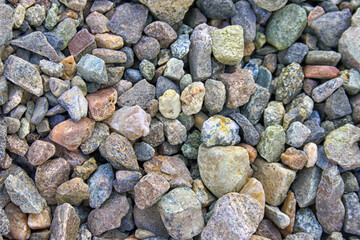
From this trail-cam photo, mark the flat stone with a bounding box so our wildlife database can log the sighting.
[58,86,88,122]
[158,187,204,240]
[5,203,30,240]
[108,3,148,44]
[68,29,96,61]
[265,204,290,229]
[4,55,43,96]
[253,0,288,11]
[265,4,307,50]
[99,132,139,170]
[324,87,352,120]
[49,118,95,151]
[0,4,14,46]
[324,124,360,170]
[304,65,340,80]
[311,77,344,103]
[211,25,244,65]
[113,170,142,193]
[257,125,285,163]
[27,140,55,165]
[294,208,323,240]
[156,76,180,98]
[35,158,71,205]
[56,178,89,205]
[305,50,342,66]
[316,163,345,234]
[10,31,58,62]
[50,203,80,240]
[339,26,360,72]
[77,54,108,84]
[92,48,127,64]
[201,192,263,240]
[342,192,360,235]
[118,79,156,109]
[198,144,252,198]
[253,158,296,206]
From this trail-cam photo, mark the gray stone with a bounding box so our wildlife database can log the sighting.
[341,172,360,193]
[25,4,46,27]
[0,76,8,105]
[343,68,360,95]
[134,204,169,238]
[80,122,110,155]
[0,208,10,235]
[40,60,63,78]
[196,0,236,19]
[257,125,285,163]
[50,203,80,240]
[156,76,180,99]
[325,87,352,120]
[77,54,108,84]
[278,43,309,65]
[170,34,191,59]
[229,112,260,146]
[311,77,344,103]
[133,36,160,61]
[305,51,342,66]
[339,26,360,72]
[30,97,48,125]
[0,118,7,166]
[204,79,226,115]
[159,117,187,145]
[134,142,155,161]
[264,101,285,128]
[0,4,13,46]
[119,79,156,109]
[164,58,185,81]
[286,122,311,148]
[241,84,270,125]
[58,86,88,122]
[113,170,142,193]
[139,59,155,81]
[49,77,70,98]
[231,1,256,42]
[52,18,77,50]
[342,192,360,235]
[252,0,288,12]
[265,204,290,229]
[294,208,323,240]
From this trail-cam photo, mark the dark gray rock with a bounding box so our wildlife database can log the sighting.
[134,142,155,161]
[294,208,323,240]
[0,4,13,46]
[325,87,352,120]
[30,97,49,125]
[241,84,270,125]
[278,43,309,65]
[156,76,180,99]
[342,192,360,235]
[196,0,236,19]
[231,1,256,42]
[113,171,142,193]
[229,112,260,146]
[119,79,156,109]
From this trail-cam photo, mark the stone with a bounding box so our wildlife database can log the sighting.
[6,134,28,156]
[265,204,290,229]
[342,192,360,235]
[275,63,304,105]
[144,21,177,49]
[108,3,148,44]
[113,170,142,193]
[342,172,360,193]
[181,130,201,159]
[134,142,154,161]
[192,178,216,207]
[25,4,46,27]
[49,118,95,151]
[0,206,10,235]
[92,48,127,64]
[278,43,309,65]
[134,172,170,209]
[28,206,51,230]
[133,36,160,61]
[230,113,260,146]
[164,58,185,81]
[27,140,55,166]
[0,4,13,46]
[31,100,48,126]
[316,163,345,234]
[324,87,352,120]
[56,178,89,205]
[253,0,288,12]
[204,79,226,114]
[50,203,80,240]
[201,192,263,240]
[4,55,43,96]
[158,187,204,239]
[49,77,70,98]
[324,124,360,170]
[304,143,318,168]
[118,79,156,109]
[143,155,192,188]
[211,25,244,65]
[221,69,255,109]
[139,59,155,81]
[339,26,360,71]
[159,90,181,119]
[86,12,109,34]
[156,76,180,99]
[58,86,88,122]
[196,0,236,19]
[304,65,340,80]
[294,208,323,240]
[86,88,117,121]
[201,115,240,147]
[264,101,285,128]
[68,29,96,61]
[158,117,187,145]
[311,77,344,103]
[280,191,296,236]
[253,159,296,206]
[286,122,311,148]
[305,51,342,66]
[198,144,252,198]
[281,147,307,171]
[285,233,313,240]
[35,158,71,205]
[231,1,256,42]
[95,33,124,50]
[139,0,194,26]
[10,31,58,62]
[242,84,270,125]
[105,106,151,141]
[72,158,97,180]
[170,34,191,59]
[342,68,360,95]
[257,125,285,163]
[180,82,205,115]
[5,171,46,214]
[80,123,109,154]
[5,203,31,240]
[189,27,212,81]
[99,132,139,170]
[255,219,281,240]
[52,18,77,50]
[265,4,307,50]
[77,54,108,84]
[142,119,165,147]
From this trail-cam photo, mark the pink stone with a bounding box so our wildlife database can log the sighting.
[308,6,325,24]
[86,88,117,121]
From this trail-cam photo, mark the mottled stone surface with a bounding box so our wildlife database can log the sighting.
[241,84,270,125]
[50,203,80,240]
[339,26,360,72]
[80,122,109,155]
[0,4,14,46]
[77,54,108,84]
[144,21,177,49]
[294,208,323,240]
[27,140,55,165]
[134,204,169,238]
[180,82,206,115]
[204,79,226,114]
[257,125,286,163]
[87,88,117,121]
[276,63,304,105]
[253,0,288,11]
[56,178,89,205]
[343,192,360,235]
[29,206,52,230]
[58,86,88,122]
[118,79,156,109]
[113,170,142,193]
[5,203,31,240]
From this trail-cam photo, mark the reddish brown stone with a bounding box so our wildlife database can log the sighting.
[281,147,307,171]
[144,21,177,49]
[255,219,282,240]
[133,35,161,61]
[5,203,31,240]
[49,118,95,151]
[61,55,76,80]
[307,6,325,24]
[244,42,255,57]
[54,146,88,169]
[86,88,117,121]
[68,29,96,61]
[239,143,257,164]
[58,9,78,21]
[280,191,296,237]
[303,65,340,80]
[27,140,56,165]
[6,134,28,156]
[95,33,124,50]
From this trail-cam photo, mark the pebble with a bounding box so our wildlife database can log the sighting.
[77,54,108,84]
[58,86,88,122]
[280,191,296,236]
[342,192,360,235]
[159,89,181,119]
[264,101,285,128]
[265,4,307,50]
[339,26,360,71]
[144,21,177,49]
[257,125,285,163]
[86,88,117,121]
[113,170,142,193]
[278,43,309,65]
[158,187,204,240]
[342,172,360,193]
[255,219,282,240]
[27,140,55,166]
[40,60,63,78]
[311,77,344,103]
[139,59,155,81]
[86,12,109,34]
[231,1,256,42]
[0,4,13,46]
[204,79,226,114]
[5,203,31,240]
[25,4,46,27]
[211,25,244,65]
[68,29,96,61]
[134,142,154,161]
[281,147,308,170]
[56,177,89,205]
[30,97,48,125]
[294,208,323,240]
[50,203,80,240]
[198,144,252,197]
[286,121,311,148]
[170,34,191,59]
[304,65,340,80]
[325,87,352,120]
[253,0,288,11]
[95,33,124,50]
[305,50,342,66]
[180,82,205,115]
[119,79,156,109]
[52,18,77,50]
[181,130,201,159]
[230,112,260,146]
[134,36,161,61]
[28,206,51,230]
[164,58,185,81]
[159,117,187,145]
[265,204,290,229]
[142,119,165,147]
[241,84,270,125]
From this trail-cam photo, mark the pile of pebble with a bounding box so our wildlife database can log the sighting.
[0,0,360,239]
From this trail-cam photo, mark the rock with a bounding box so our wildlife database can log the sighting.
[35,158,71,205]
[253,158,296,206]
[158,187,204,239]
[142,119,165,147]
[265,204,290,229]
[118,79,156,109]
[95,33,124,50]
[58,86,88,122]
[133,36,161,61]
[253,0,288,11]
[257,125,285,163]
[311,77,344,103]
[158,117,187,145]
[256,219,282,240]
[144,21,177,49]
[49,118,95,151]
[342,172,360,193]
[204,79,226,114]
[6,134,28,156]
[88,163,114,209]
[134,172,170,209]
[159,90,181,119]
[0,4,13,46]
[108,3,148,44]
[80,123,109,154]
[170,34,191,59]
[324,124,360,170]
[50,203,80,240]
[230,112,260,146]
[88,193,129,235]
[4,55,43,96]
[52,18,77,50]
[10,31,58,62]
[59,0,86,11]
[86,12,109,34]
[196,0,236,19]
[72,158,97,180]
[231,1,256,42]
[164,58,185,81]
[294,208,323,240]
[324,87,352,120]
[5,203,31,240]
[28,206,51,230]
[77,54,108,84]
[201,115,240,147]
[56,178,89,205]
[211,25,244,65]
[198,144,252,198]
[309,9,351,48]
[25,5,46,27]
[86,88,117,121]
[180,82,205,115]
[241,84,270,125]
[304,65,340,80]
[339,26,360,71]
[143,155,193,188]
[221,69,255,109]
[133,142,154,162]
[5,171,46,214]
[201,192,263,240]
[280,191,296,236]
[181,130,201,159]
[68,29,96,61]
[264,101,285,128]
[40,60,63,78]
[285,233,314,240]
[27,140,55,165]
[342,192,360,235]
[139,59,155,81]
[285,122,311,148]
[138,0,194,26]
[265,4,307,50]
[316,163,345,234]
[99,132,139,170]
[134,204,169,238]
[189,27,212,81]
[278,43,309,65]
[305,50,342,66]
[281,147,308,171]
[92,49,127,64]
[105,106,151,140]
[275,63,304,105]
[192,178,216,207]
[113,170,142,193]
[0,207,10,235]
